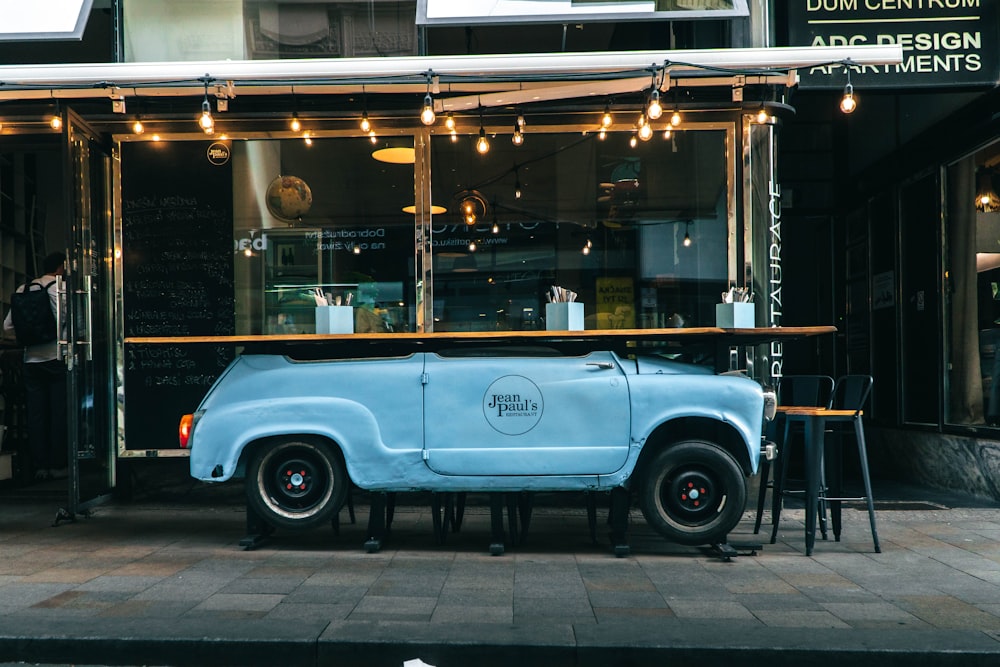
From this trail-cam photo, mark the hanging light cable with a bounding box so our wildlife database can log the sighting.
[476,106,490,155]
[360,85,372,132]
[198,80,214,134]
[601,102,613,128]
[647,69,663,120]
[669,87,681,127]
[420,71,436,126]
[49,94,62,130]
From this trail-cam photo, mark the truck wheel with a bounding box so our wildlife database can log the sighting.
[638,440,746,546]
[246,438,347,531]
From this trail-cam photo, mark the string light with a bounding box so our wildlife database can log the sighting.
[420,94,436,126]
[512,119,524,146]
[840,83,857,113]
[198,81,214,134]
[601,104,613,128]
[303,132,313,146]
[476,107,490,154]
[50,97,62,130]
[638,114,653,141]
[629,131,638,148]
[598,127,607,141]
[683,222,693,247]
[445,112,456,131]
[132,116,144,135]
[647,89,662,120]
[662,128,672,140]
[290,112,301,132]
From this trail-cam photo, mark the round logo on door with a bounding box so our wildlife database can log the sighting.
[483,375,543,435]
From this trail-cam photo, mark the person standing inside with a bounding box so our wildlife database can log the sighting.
[3,252,67,480]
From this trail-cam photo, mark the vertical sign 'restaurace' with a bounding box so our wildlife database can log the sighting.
[769,180,783,381]
[785,0,999,88]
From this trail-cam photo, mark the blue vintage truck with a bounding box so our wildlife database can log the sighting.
[181,346,776,547]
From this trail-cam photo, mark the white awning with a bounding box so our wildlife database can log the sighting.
[0,0,93,41]
[0,44,903,107]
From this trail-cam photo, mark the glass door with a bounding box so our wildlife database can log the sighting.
[62,109,115,516]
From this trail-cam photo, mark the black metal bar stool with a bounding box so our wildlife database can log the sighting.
[754,375,834,535]
[769,375,881,555]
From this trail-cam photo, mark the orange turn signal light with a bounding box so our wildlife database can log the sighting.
[179,413,193,448]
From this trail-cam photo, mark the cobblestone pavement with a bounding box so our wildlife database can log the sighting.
[1,474,999,666]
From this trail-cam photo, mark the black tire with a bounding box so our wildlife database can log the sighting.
[246,438,348,531]
[638,440,746,546]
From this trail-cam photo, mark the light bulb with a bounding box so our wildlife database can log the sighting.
[638,123,653,141]
[132,118,144,134]
[647,91,663,120]
[50,114,62,130]
[445,112,456,130]
[199,99,214,133]
[476,128,490,154]
[492,222,499,234]
[629,133,638,148]
[360,112,371,133]
[756,107,769,123]
[514,183,522,199]
[512,122,524,146]
[582,245,591,255]
[683,229,692,247]
[840,84,857,113]
[670,110,681,126]
[637,112,646,127]
[516,113,526,128]
[601,106,613,128]
[420,95,436,125]
[598,128,607,141]
[369,130,377,144]
[290,113,301,132]
[663,128,672,140]
[303,132,313,146]
[468,241,477,252]
[450,130,458,143]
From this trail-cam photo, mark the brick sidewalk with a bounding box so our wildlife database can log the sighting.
[1,487,999,666]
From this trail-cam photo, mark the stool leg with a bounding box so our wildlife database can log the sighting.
[804,416,821,557]
[825,432,843,542]
[854,419,882,553]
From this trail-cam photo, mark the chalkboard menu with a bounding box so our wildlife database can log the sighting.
[122,142,235,451]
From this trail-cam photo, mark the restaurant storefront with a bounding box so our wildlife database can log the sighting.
[0,1,903,511]
[778,2,1000,500]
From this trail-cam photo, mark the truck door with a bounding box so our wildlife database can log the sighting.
[422,350,630,476]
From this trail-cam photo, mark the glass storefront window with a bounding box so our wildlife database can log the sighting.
[429,128,730,332]
[225,126,733,337]
[232,136,418,335]
[946,144,1000,427]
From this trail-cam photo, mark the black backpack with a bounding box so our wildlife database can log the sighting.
[10,280,57,347]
